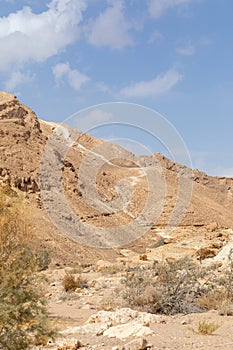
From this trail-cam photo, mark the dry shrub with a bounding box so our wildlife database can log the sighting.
[62,273,87,292]
[122,273,160,313]
[0,186,54,349]
[36,249,51,271]
[222,249,233,300]
[121,257,213,315]
[198,289,232,314]
[199,250,233,316]
[121,255,233,316]
[218,299,233,316]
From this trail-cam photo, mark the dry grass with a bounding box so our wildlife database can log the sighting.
[198,289,227,311]
[218,298,233,316]
[198,288,233,315]
[197,321,220,335]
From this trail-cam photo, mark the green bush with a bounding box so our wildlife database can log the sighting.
[0,187,54,349]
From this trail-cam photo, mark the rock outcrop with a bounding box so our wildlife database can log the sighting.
[0,92,44,193]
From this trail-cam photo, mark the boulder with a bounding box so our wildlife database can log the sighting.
[103,320,154,339]
[87,308,162,326]
[123,338,152,350]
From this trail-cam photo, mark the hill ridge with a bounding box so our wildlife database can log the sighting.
[0,91,233,259]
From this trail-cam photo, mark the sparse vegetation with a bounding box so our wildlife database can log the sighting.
[0,186,54,349]
[62,273,87,292]
[198,251,233,315]
[36,249,51,271]
[198,289,227,311]
[222,249,233,300]
[68,264,85,275]
[121,271,160,313]
[197,321,220,335]
[120,257,233,315]
[98,264,122,275]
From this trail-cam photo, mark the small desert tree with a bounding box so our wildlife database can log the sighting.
[0,186,54,349]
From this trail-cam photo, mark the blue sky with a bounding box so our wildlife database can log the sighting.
[0,0,233,176]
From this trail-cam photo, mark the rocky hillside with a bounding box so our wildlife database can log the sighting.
[1,91,233,264]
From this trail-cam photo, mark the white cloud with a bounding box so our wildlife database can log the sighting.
[4,70,34,90]
[148,0,191,18]
[96,81,110,93]
[0,0,87,71]
[86,0,134,49]
[176,36,211,57]
[176,43,196,56]
[148,30,163,44]
[119,69,183,98]
[53,63,90,91]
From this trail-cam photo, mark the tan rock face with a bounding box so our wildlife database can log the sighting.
[0,91,44,193]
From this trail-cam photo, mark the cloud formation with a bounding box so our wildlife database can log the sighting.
[86,0,133,49]
[148,0,191,18]
[0,0,87,70]
[148,30,163,44]
[53,63,90,91]
[4,70,34,90]
[176,43,196,56]
[119,69,183,98]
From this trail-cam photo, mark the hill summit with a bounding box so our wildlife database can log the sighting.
[0,91,233,264]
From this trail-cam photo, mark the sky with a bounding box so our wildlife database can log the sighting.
[0,0,233,176]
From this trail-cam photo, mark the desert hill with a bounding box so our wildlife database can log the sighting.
[0,91,233,265]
